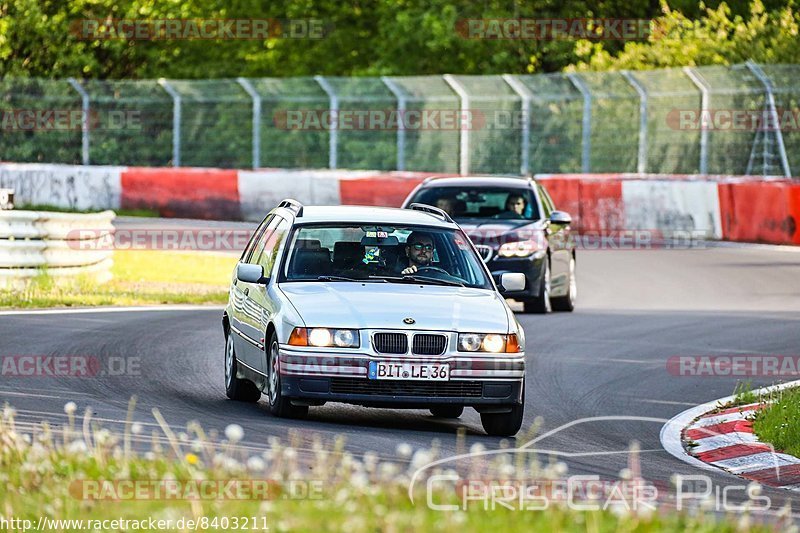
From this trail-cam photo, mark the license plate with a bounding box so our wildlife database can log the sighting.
[368,361,450,381]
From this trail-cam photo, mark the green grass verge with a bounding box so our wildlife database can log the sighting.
[0,250,235,308]
[0,402,776,532]
[17,204,160,217]
[753,386,800,458]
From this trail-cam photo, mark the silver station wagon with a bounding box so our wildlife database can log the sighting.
[223,200,527,436]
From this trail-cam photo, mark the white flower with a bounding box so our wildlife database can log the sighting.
[469,443,485,455]
[283,447,297,460]
[63,402,77,415]
[225,424,244,443]
[410,450,433,471]
[67,440,88,454]
[553,461,568,476]
[396,443,412,458]
[363,451,378,466]
[747,481,762,498]
[351,472,369,488]
[247,456,266,471]
[131,422,143,435]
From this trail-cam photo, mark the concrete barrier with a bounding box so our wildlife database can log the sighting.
[0,163,796,246]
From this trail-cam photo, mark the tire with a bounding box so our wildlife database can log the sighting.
[224,334,261,402]
[480,387,525,437]
[430,405,464,418]
[551,255,576,312]
[267,332,308,419]
[522,260,550,314]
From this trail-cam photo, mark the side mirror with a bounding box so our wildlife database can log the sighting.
[236,263,266,284]
[499,272,526,293]
[549,210,572,225]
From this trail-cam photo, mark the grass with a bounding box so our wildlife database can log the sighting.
[17,204,160,217]
[753,386,800,458]
[0,400,783,532]
[0,250,235,308]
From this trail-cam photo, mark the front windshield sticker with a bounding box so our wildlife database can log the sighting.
[362,246,382,264]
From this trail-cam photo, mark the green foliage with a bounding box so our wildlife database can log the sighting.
[1,0,797,80]
[570,0,800,71]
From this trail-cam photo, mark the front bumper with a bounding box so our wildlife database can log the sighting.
[279,346,525,407]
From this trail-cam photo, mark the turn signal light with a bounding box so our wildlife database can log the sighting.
[506,334,520,353]
[288,327,308,346]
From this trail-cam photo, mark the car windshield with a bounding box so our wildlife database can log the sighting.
[410,187,540,221]
[281,224,493,289]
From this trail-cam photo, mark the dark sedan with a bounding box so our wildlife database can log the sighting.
[402,176,576,313]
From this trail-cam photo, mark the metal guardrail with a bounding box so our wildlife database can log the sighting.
[0,210,115,287]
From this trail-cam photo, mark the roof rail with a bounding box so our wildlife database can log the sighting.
[278,198,303,217]
[408,203,454,224]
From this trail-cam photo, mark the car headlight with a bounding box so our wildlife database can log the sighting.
[498,240,538,258]
[457,333,520,353]
[288,327,360,348]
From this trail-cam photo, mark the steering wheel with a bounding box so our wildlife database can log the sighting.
[411,266,450,276]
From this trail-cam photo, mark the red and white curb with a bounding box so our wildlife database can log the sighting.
[661,380,800,491]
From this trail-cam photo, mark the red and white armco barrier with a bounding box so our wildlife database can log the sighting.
[0,163,798,245]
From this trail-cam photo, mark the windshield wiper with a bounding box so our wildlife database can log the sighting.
[316,275,383,283]
[370,274,464,287]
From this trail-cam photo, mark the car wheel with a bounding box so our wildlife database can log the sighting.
[480,387,525,437]
[267,332,309,419]
[551,255,576,312]
[224,334,261,402]
[522,260,551,314]
[430,405,464,418]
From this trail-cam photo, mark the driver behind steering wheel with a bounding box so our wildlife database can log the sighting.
[401,231,435,275]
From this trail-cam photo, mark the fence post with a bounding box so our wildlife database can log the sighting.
[682,67,709,175]
[745,61,792,177]
[67,78,90,165]
[502,74,532,176]
[621,71,648,174]
[443,75,470,176]
[381,76,406,171]
[314,76,338,169]
[158,79,182,167]
[566,73,592,173]
[237,78,261,169]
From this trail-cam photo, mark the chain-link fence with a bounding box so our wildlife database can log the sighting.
[1,62,796,177]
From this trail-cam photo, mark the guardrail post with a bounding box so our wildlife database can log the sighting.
[67,78,90,165]
[314,76,338,169]
[158,79,182,167]
[502,74,532,176]
[683,67,709,175]
[566,73,592,173]
[381,77,406,171]
[621,71,648,174]
[745,61,792,177]
[443,75,470,176]
[237,78,262,169]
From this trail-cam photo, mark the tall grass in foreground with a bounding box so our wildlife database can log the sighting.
[0,398,790,532]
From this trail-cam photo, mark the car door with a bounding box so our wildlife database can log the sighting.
[246,216,291,375]
[232,215,278,371]
[538,184,573,296]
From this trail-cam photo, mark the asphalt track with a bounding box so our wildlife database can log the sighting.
[2,236,800,516]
